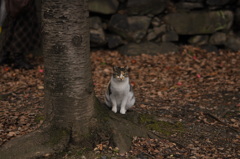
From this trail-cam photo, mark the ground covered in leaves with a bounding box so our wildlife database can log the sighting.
[0,46,240,158]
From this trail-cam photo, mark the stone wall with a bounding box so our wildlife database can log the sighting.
[89,0,240,55]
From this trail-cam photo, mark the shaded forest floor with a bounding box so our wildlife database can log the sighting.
[0,46,240,158]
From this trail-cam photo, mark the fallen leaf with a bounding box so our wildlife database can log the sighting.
[131,59,137,64]
[37,85,44,90]
[7,132,16,137]
[177,82,182,86]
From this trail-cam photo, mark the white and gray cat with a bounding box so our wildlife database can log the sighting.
[105,66,135,114]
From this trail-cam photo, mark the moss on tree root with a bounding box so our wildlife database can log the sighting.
[89,100,159,154]
[139,114,185,136]
[0,126,71,159]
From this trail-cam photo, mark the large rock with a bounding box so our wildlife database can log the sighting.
[127,0,167,15]
[206,0,231,6]
[158,42,179,54]
[225,34,240,51]
[89,0,119,14]
[118,42,179,56]
[108,14,151,43]
[119,42,161,56]
[90,17,106,47]
[146,29,157,41]
[108,14,129,38]
[164,11,233,35]
[209,32,227,45]
[127,16,151,42]
[162,31,179,42]
[235,8,240,28]
[153,24,168,36]
[107,34,124,49]
[176,2,204,10]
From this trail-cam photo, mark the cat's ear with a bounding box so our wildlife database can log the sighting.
[125,66,130,72]
[113,66,118,71]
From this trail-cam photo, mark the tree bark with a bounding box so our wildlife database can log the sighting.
[42,0,95,144]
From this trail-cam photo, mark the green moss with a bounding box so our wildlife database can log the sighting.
[218,10,225,20]
[94,98,111,122]
[47,128,70,146]
[34,115,45,123]
[215,25,226,31]
[214,10,227,32]
[139,114,185,136]
[223,111,240,118]
[187,51,194,56]
[100,62,107,65]
[75,147,90,156]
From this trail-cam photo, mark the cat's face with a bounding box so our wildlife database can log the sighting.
[112,66,129,81]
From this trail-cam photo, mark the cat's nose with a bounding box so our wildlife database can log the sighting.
[120,74,124,80]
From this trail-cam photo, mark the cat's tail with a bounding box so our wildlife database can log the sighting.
[104,93,112,107]
[126,93,135,110]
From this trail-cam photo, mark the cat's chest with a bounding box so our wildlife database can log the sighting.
[111,82,129,95]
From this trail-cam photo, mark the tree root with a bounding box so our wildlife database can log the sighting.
[204,112,239,133]
[0,125,70,159]
[95,108,159,154]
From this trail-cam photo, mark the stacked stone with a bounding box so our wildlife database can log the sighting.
[89,0,240,55]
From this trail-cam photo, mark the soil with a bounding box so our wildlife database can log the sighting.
[0,46,239,158]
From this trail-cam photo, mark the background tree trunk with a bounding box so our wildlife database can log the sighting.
[43,0,95,143]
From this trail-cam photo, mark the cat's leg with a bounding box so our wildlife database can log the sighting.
[120,96,128,114]
[110,96,118,113]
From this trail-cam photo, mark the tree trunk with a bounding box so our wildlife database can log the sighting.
[43,0,95,144]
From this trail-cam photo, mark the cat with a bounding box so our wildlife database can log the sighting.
[105,66,135,114]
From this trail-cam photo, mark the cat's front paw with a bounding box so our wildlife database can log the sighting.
[112,107,117,113]
[120,108,126,114]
